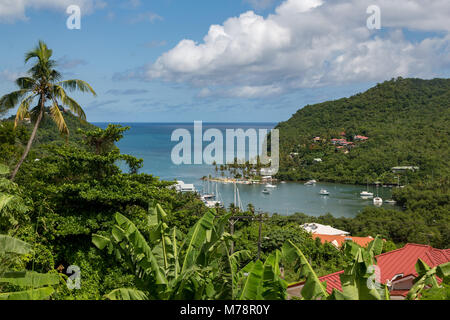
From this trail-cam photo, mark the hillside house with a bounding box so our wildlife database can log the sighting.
[301,223,350,236]
[312,234,377,249]
[287,244,450,300]
[354,135,369,141]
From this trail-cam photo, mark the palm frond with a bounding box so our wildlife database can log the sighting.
[0,90,30,111]
[50,99,69,136]
[15,77,36,90]
[57,79,97,96]
[14,94,36,128]
[25,40,52,63]
[53,85,86,120]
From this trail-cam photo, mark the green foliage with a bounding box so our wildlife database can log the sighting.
[406,260,450,300]
[276,78,450,185]
[0,235,61,300]
[94,205,243,300]
[79,124,130,155]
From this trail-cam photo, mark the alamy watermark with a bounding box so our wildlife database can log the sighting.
[171,121,279,175]
[66,265,81,290]
[366,5,381,30]
[66,5,81,30]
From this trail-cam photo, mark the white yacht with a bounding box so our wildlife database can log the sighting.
[319,189,330,196]
[385,199,397,205]
[360,180,374,198]
[265,183,277,188]
[360,191,374,198]
[373,183,383,206]
[304,180,317,186]
[373,197,383,206]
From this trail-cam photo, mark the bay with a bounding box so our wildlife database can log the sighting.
[94,122,395,218]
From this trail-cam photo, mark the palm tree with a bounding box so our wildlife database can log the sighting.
[0,41,96,181]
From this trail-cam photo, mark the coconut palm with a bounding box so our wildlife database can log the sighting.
[0,41,96,181]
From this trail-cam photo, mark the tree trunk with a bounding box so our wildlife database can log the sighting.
[10,97,45,181]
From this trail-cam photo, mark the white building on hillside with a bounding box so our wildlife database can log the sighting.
[301,223,350,236]
[173,181,197,193]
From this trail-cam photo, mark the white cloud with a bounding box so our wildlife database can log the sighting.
[137,0,450,98]
[0,0,106,23]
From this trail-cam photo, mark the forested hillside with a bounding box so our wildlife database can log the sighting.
[0,109,96,167]
[276,78,450,184]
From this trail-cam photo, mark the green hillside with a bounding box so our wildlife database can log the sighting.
[0,109,97,166]
[275,77,450,185]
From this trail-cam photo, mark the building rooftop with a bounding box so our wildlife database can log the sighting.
[288,243,450,295]
[312,234,375,248]
[301,223,350,236]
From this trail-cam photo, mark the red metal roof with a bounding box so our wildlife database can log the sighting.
[312,234,375,248]
[376,244,450,283]
[288,244,450,295]
[288,270,344,294]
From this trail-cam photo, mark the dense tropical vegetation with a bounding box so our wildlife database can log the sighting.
[0,42,448,300]
[276,77,449,185]
[0,40,96,180]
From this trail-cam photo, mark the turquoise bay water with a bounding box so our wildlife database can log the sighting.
[94,122,394,218]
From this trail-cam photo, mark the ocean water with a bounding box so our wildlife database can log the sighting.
[94,122,394,218]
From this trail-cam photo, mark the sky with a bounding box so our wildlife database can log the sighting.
[0,0,449,122]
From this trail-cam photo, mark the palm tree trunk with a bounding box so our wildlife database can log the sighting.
[10,98,45,181]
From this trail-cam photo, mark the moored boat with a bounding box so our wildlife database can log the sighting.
[373,197,383,206]
[304,179,317,186]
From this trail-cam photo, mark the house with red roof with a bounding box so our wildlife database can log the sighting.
[354,135,369,141]
[312,234,376,249]
[287,243,450,300]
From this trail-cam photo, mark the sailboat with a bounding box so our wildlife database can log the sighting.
[360,179,374,198]
[234,182,243,211]
[373,183,383,206]
[304,179,317,186]
[202,182,224,208]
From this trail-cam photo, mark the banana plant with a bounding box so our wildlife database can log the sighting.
[236,250,287,300]
[282,240,329,300]
[0,235,61,300]
[0,164,29,233]
[406,260,450,300]
[328,236,389,300]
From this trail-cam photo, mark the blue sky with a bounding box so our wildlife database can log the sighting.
[0,0,449,122]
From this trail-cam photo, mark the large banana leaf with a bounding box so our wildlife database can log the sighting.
[104,288,148,300]
[0,271,60,288]
[406,260,450,300]
[337,239,387,300]
[180,210,215,273]
[0,287,54,300]
[93,213,167,285]
[261,250,287,300]
[282,240,328,300]
[238,260,264,300]
[0,235,32,255]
